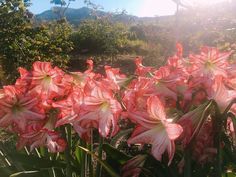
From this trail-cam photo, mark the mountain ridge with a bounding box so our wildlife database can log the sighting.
[35,6,173,25]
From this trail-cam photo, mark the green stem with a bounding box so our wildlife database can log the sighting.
[216,132,222,177]
[212,101,223,177]
[184,147,191,177]
[88,130,94,177]
[62,126,72,177]
[96,136,104,177]
[80,139,86,177]
[222,99,236,117]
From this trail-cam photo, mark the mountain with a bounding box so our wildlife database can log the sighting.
[35,7,173,25]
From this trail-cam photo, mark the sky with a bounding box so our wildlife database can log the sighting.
[29,0,229,17]
[29,0,177,17]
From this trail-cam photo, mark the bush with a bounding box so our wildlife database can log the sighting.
[71,19,129,55]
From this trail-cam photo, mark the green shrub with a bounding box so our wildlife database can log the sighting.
[71,19,129,55]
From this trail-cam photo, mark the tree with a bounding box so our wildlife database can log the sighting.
[0,0,73,83]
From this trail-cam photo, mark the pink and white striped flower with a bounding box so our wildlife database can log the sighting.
[128,96,183,164]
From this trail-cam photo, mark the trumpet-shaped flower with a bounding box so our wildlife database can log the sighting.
[18,127,66,153]
[189,47,231,79]
[128,96,183,164]
[123,77,157,112]
[29,62,70,103]
[135,57,154,76]
[210,76,236,112]
[79,80,122,137]
[103,65,127,91]
[178,102,211,147]
[121,155,147,177]
[0,86,45,132]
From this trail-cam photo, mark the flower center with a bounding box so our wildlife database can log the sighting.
[12,102,24,114]
[204,60,214,69]
[100,102,109,112]
[42,75,52,88]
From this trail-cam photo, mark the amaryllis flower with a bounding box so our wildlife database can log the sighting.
[29,62,69,101]
[135,57,154,76]
[53,88,84,126]
[123,77,157,112]
[178,102,211,147]
[52,89,91,140]
[227,118,236,144]
[189,47,232,79]
[70,59,97,89]
[192,118,216,164]
[210,76,236,112]
[78,80,122,138]
[127,96,183,164]
[121,155,147,177]
[153,66,180,101]
[225,63,236,90]
[15,67,32,93]
[103,65,127,91]
[17,113,66,153]
[18,127,66,153]
[176,42,183,58]
[0,86,45,132]
[181,77,213,111]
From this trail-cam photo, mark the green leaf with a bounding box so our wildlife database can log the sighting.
[102,144,131,165]
[10,170,39,177]
[78,146,120,177]
[0,166,16,177]
[7,152,67,169]
[110,128,133,147]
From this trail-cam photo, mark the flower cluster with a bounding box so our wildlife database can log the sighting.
[0,45,235,167]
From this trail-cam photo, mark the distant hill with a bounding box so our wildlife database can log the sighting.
[35,7,173,25]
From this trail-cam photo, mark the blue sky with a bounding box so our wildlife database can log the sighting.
[29,0,178,17]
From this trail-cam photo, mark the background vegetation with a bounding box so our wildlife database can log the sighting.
[0,0,236,177]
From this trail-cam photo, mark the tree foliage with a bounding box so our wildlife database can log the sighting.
[0,0,73,83]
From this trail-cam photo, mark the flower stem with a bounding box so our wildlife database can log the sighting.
[62,125,72,177]
[88,130,94,177]
[96,136,104,177]
[184,147,191,177]
[212,101,223,177]
[80,140,86,177]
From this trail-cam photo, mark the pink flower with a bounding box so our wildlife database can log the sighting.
[52,89,91,140]
[192,118,216,164]
[227,118,236,144]
[70,59,97,89]
[17,114,66,153]
[0,86,45,132]
[178,102,210,147]
[121,155,147,177]
[18,127,66,153]
[189,47,232,79]
[225,63,236,90]
[29,62,70,104]
[135,57,154,76]
[53,88,84,126]
[210,76,236,112]
[103,65,127,91]
[153,66,180,101]
[123,77,157,112]
[127,96,183,164]
[176,42,183,58]
[79,80,122,138]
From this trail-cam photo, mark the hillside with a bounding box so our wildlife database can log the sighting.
[35,7,173,25]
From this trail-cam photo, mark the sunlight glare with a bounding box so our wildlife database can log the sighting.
[138,0,176,17]
[187,0,231,6]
